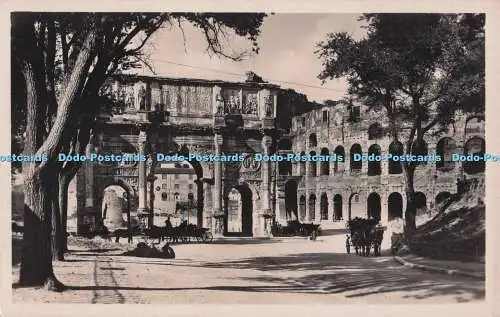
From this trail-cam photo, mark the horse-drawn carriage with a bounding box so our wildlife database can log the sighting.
[107,221,213,244]
[346,217,384,256]
[272,220,321,240]
[166,222,214,243]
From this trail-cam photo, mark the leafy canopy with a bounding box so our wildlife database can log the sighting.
[316,13,484,137]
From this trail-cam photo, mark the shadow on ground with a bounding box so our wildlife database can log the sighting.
[12,250,485,303]
[12,231,485,304]
[190,252,484,302]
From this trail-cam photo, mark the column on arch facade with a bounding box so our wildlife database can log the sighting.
[259,135,273,236]
[212,133,224,236]
[137,129,148,227]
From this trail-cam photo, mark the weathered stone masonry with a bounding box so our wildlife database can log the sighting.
[66,73,485,237]
[274,101,485,230]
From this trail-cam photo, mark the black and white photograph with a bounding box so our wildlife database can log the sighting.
[6,9,489,309]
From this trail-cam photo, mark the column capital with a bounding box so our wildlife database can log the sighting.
[214,134,224,146]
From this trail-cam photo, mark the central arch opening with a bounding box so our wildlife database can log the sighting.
[225,184,253,237]
[153,160,202,228]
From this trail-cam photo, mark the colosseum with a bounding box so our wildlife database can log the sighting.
[276,99,485,235]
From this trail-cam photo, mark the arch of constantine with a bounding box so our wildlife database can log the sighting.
[66,72,485,238]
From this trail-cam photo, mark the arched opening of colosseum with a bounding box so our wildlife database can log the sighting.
[350,144,362,172]
[436,137,457,171]
[333,194,343,221]
[388,192,403,221]
[284,180,298,220]
[309,194,316,221]
[225,184,253,237]
[388,141,404,174]
[320,193,328,220]
[333,146,345,174]
[309,133,317,148]
[367,192,381,221]
[368,123,384,140]
[299,151,306,175]
[299,195,306,221]
[101,184,131,232]
[463,137,485,175]
[368,144,382,176]
[435,191,451,210]
[309,151,317,176]
[154,160,203,228]
[279,160,292,176]
[320,148,330,175]
[410,139,429,166]
[413,192,427,216]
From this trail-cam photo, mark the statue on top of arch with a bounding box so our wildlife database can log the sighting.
[138,85,147,110]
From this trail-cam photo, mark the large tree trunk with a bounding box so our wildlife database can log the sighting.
[19,168,64,291]
[17,29,97,291]
[59,173,72,253]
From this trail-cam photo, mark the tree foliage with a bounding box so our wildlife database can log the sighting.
[317,13,484,134]
[11,12,268,289]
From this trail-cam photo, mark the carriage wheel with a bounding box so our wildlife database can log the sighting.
[163,246,175,259]
[203,232,213,243]
[196,233,203,243]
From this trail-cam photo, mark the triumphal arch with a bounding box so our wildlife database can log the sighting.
[70,72,290,238]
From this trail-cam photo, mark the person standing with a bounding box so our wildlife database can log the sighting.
[346,234,351,254]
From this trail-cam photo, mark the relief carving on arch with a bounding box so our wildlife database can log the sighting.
[242,90,259,115]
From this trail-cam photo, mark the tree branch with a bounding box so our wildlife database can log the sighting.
[422,115,440,134]
[44,19,58,133]
[35,29,98,171]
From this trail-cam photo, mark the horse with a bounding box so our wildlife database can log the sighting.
[167,221,188,244]
[351,231,361,255]
[143,225,167,243]
[371,227,384,256]
[113,226,140,243]
[98,226,112,241]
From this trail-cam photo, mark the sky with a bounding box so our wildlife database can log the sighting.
[135,14,367,103]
